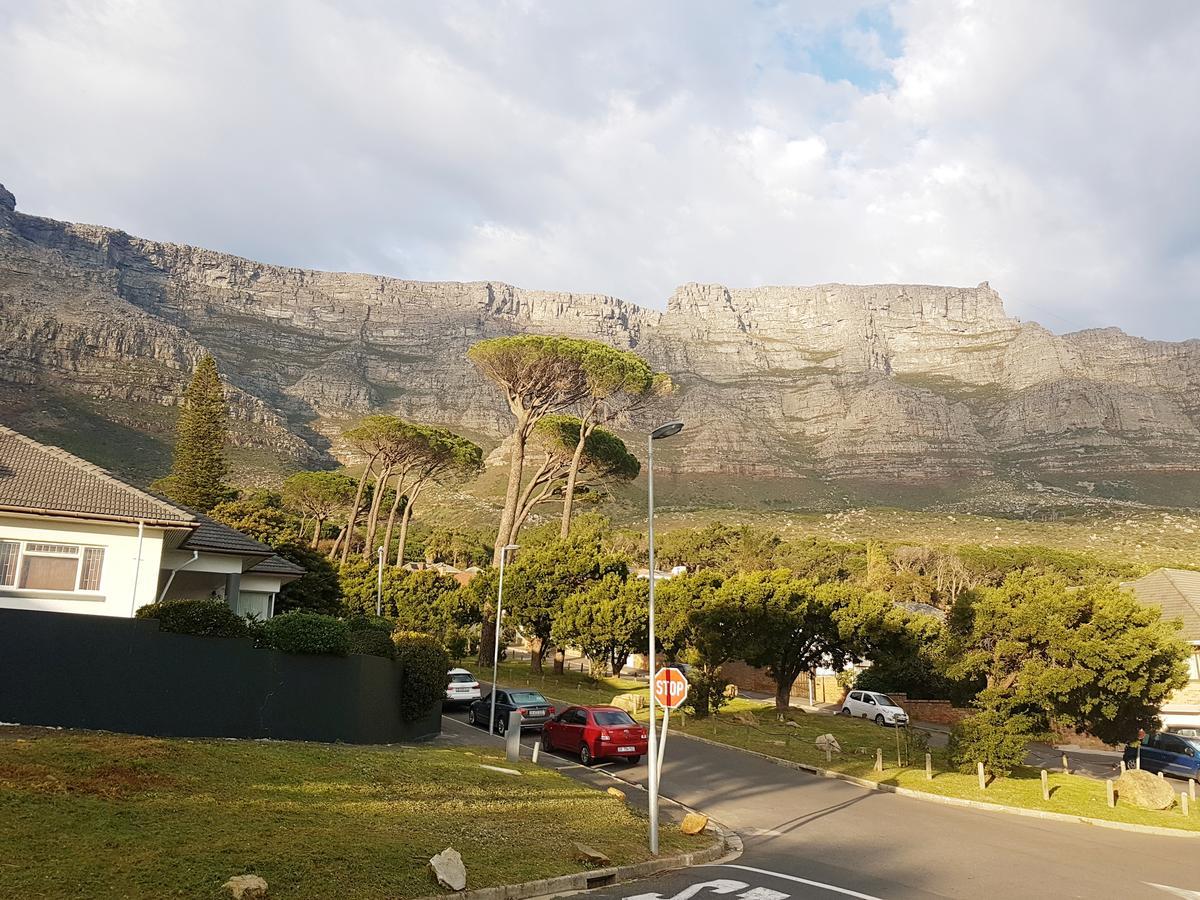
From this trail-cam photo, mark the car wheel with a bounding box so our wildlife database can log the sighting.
[542,731,554,752]
[840,707,851,716]
[496,716,507,736]
[875,714,885,726]
[467,707,477,726]
[627,755,641,765]
[579,743,593,767]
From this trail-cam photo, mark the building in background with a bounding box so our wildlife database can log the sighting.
[1125,568,1200,732]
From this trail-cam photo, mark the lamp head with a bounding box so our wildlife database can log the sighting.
[650,421,685,440]
[502,543,520,552]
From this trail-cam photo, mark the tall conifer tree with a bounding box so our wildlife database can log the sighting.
[166,355,229,511]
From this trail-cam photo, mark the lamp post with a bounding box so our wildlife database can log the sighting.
[646,420,683,856]
[376,545,384,616]
[490,543,520,733]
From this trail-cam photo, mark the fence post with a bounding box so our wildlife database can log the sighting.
[875,748,883,772]
[1061,753,1069,775]
[977,761,986,790]
[925,752,933,780]
[1184,793,1191,817]
[1159,771,1165,779]
[1119,759,1126,773]
[1041,769,1049,801]
[1106,779,1115,808]
[1191,779,1197,802]
[826,746,832,764]
[532,740,540,764]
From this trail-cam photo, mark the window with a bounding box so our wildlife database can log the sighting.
[873,693,897,707]
[594,710,636,726]
[568,709,588,726]
[0,540,105,593]
[849,692,862,702]
[508,691,548,705]
[1158,734,1190,756]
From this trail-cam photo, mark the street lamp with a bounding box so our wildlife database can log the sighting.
[376,546,385,616]
[489,543,520,734]
[646,420,683,855]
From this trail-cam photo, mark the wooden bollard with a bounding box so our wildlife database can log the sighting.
[977,761,986,790]
[825,746,832,763]
[875,748,883,772]
[1184,793,1191,817]
[1041,769,1049,801]
[1061,753,1069,775]
[1119,760,1126,773]
[532,741,540,764]
[925,752,933,781]
[1190,779,1197,802]
[1106,779,1115,808]
[1159,771,1165,779]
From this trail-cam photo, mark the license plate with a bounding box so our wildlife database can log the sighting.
[618,745,636,753]
[527,710,544,717]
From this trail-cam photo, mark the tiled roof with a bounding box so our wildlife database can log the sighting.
[180,512,276,558]
[0,424,193,524]
[248,554,306,577]
[1124,569,1200,641]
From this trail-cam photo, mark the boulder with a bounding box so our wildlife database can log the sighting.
[612,693,647,713]
[430,847,467,891]
[573,842,611,866]
[1115,769,1177,810]
[723,684,740,699]
[222,874,268,899]
[606,787,627,801]
[680,812,710,835]
[815,734,842,754]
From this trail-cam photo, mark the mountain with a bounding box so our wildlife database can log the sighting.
[3,183,1200,508]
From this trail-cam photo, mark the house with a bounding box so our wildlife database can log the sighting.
[1124,568,1200,731]
[0,424,303,619]
[402,560,481,585]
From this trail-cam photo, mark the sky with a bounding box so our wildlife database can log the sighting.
[2,0,1199,340]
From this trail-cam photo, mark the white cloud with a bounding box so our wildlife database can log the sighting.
[1,0,1197,339]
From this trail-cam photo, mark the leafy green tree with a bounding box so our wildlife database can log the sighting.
[282,470,357,547]
[947,706,1042,778]
[504,537,628,672]
[655,523,783,573]
[338,415,405,565]
[653,570,724,664]
[676,574,750,717]
[275,544,342,615]
[421,527,492,568]
[731,571,851,710]
[553,573,649,676]
[159,355,230,511]
[948,571,1190,746]
[209,491,304,547]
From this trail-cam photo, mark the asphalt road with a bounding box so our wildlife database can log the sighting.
[441,700,1200,900]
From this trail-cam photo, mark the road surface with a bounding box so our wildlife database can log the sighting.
[441,701,1200,899]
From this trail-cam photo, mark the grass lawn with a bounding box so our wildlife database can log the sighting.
[488,662,1200,834]
[0,726,699,900]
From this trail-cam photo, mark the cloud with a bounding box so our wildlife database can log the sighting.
[1,0,1197,340]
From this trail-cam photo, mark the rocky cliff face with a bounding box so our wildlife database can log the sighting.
[2,184,1199,491]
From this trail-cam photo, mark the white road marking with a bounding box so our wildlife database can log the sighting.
[704,865,884,900]
[1147,884,1200,899]
[738,888,790,900]
[624,877,749,900]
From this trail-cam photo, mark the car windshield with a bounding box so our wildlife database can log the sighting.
[594,710,636,726]
[873,694,896,707]
[448,673,475,683]
[508,691,547,704]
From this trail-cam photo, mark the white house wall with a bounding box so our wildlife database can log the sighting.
[0,515,165,617]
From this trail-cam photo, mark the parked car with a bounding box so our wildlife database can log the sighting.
[445,668,482,706]
[1168,727,1200,739]
[841,690,909,726]
[467,689,554,734]
[542,705,649,766]
[1123,732,1200,779]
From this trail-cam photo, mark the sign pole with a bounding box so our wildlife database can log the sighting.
[656,705,670,785]
[646,433,659,856]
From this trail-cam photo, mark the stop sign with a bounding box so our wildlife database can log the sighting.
[652,666,689,710]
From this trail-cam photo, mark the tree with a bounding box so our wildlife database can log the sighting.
[553,573,649,676]
[275,544,342,615]
[422,528,491,568]
[503,537,627,673]
[948,571,1190,746]
[282,471,357,548]
[389,428,482,567]
[209,491,303,547]
[338,416,403,565]
[655,523,783,573]
[160,355,229,511]
[731,571,852,710]
[467,335,603,564]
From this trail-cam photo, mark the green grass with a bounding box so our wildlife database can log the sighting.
[488,663,1200,833]
[0,726,698,899]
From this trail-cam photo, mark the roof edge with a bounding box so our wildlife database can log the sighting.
[0,505,198,529]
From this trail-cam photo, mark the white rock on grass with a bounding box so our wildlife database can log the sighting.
[222,874,268,899]
[430,847,467,891]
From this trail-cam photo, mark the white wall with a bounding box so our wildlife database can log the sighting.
[0,515,166,617]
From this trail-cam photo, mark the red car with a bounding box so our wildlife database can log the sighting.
[542,705,648,766]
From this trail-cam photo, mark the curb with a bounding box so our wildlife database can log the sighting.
[417,824,736,900]
[675,731,1200,840]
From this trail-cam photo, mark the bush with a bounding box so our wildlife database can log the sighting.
[947,706,1040,778]
[393,632,450,721]
[345,616,396,658]
[263,611,350,656]
[135,598,247,638]
[682,664,731,719]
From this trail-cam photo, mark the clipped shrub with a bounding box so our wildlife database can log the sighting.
[135,598,247,638]
[345,616,396,658]
[393,632,450,721]
[263,610,350,656]
[947,706,1039,778]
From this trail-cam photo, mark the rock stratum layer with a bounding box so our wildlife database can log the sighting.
[3,183,1200,489]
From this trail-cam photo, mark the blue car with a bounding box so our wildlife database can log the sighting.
[1123,732,1200,779]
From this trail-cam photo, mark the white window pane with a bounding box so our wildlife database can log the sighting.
[24,543,81,555]
[80,548,104,591]
[0,541,17,585]
[20,555,80,591]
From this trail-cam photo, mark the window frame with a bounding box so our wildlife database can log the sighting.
[0,539,106,595]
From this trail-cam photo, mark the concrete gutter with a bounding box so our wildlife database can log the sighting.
[415,824,738,900]
[675,730,1200,840]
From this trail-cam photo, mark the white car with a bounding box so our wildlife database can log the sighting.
[841,690,909,726]
[445,668,482,705]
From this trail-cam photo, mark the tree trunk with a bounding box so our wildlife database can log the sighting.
[310,517,324,549]
[493,412,531,565]
[395,481,424,567]
[559,422,591,539]
[381,474,406,566]
[340,452,380,566]
[529,636,546,673]
[329,525,347,559]
[774,678,795,711]
[363,464,393,559]
[553,645,565,675]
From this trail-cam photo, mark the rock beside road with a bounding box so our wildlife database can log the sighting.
[680,812,709,835]
[612,693,647,713]
[573,842,611,866]
[1115,769,1176,810]
[430,847,467,891]
[222,874,268,899]
[816,734,842,753]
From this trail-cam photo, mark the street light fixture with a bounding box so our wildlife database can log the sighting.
[376,545,385,616]
[646,420,683,855]
[489,543,520,734]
